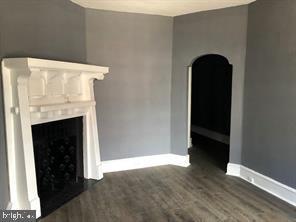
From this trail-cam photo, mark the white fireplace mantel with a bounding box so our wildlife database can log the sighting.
[1,58,109,218]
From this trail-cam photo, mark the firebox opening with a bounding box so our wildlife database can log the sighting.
[32,117,96,217]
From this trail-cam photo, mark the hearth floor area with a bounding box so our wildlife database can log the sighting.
[41,178,97,217]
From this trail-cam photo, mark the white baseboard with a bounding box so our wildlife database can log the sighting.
[102,154,190,173]
[227,163,296,207]
[226,163,241,177]
[168,154,190,167]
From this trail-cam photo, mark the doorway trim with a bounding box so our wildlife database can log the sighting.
[187,66,192,148]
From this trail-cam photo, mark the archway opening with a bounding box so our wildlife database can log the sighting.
[189,54,232,171]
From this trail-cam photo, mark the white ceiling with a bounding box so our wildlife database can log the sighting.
[71,0,255,17]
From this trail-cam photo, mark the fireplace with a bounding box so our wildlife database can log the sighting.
[1,58,109,218]
[32,117,95,216]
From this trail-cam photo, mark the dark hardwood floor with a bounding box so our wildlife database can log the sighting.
[40,142,296,222]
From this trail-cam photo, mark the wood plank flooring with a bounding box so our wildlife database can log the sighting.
[40,146,296,222]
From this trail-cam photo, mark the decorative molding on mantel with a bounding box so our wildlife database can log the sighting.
[1,58,109,218]
[227,163,296,207]
[102,154,190,173]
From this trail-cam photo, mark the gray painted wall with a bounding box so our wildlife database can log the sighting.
[85,9,173,161]
[171,6,248,164]
[0,0,86,209]
[242,0,296,188]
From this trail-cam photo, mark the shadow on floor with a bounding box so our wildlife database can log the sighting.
[189,133,229,172]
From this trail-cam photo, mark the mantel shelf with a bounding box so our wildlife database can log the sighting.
[29,101,96,113]
[3,58,109,74]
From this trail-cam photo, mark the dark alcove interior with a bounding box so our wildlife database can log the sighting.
[32,117,96,217]
[190,54,232,171]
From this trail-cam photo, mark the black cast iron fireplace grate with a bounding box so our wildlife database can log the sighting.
[32,117,97,217]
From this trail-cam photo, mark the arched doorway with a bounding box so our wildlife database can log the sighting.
[188,54,232,170]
